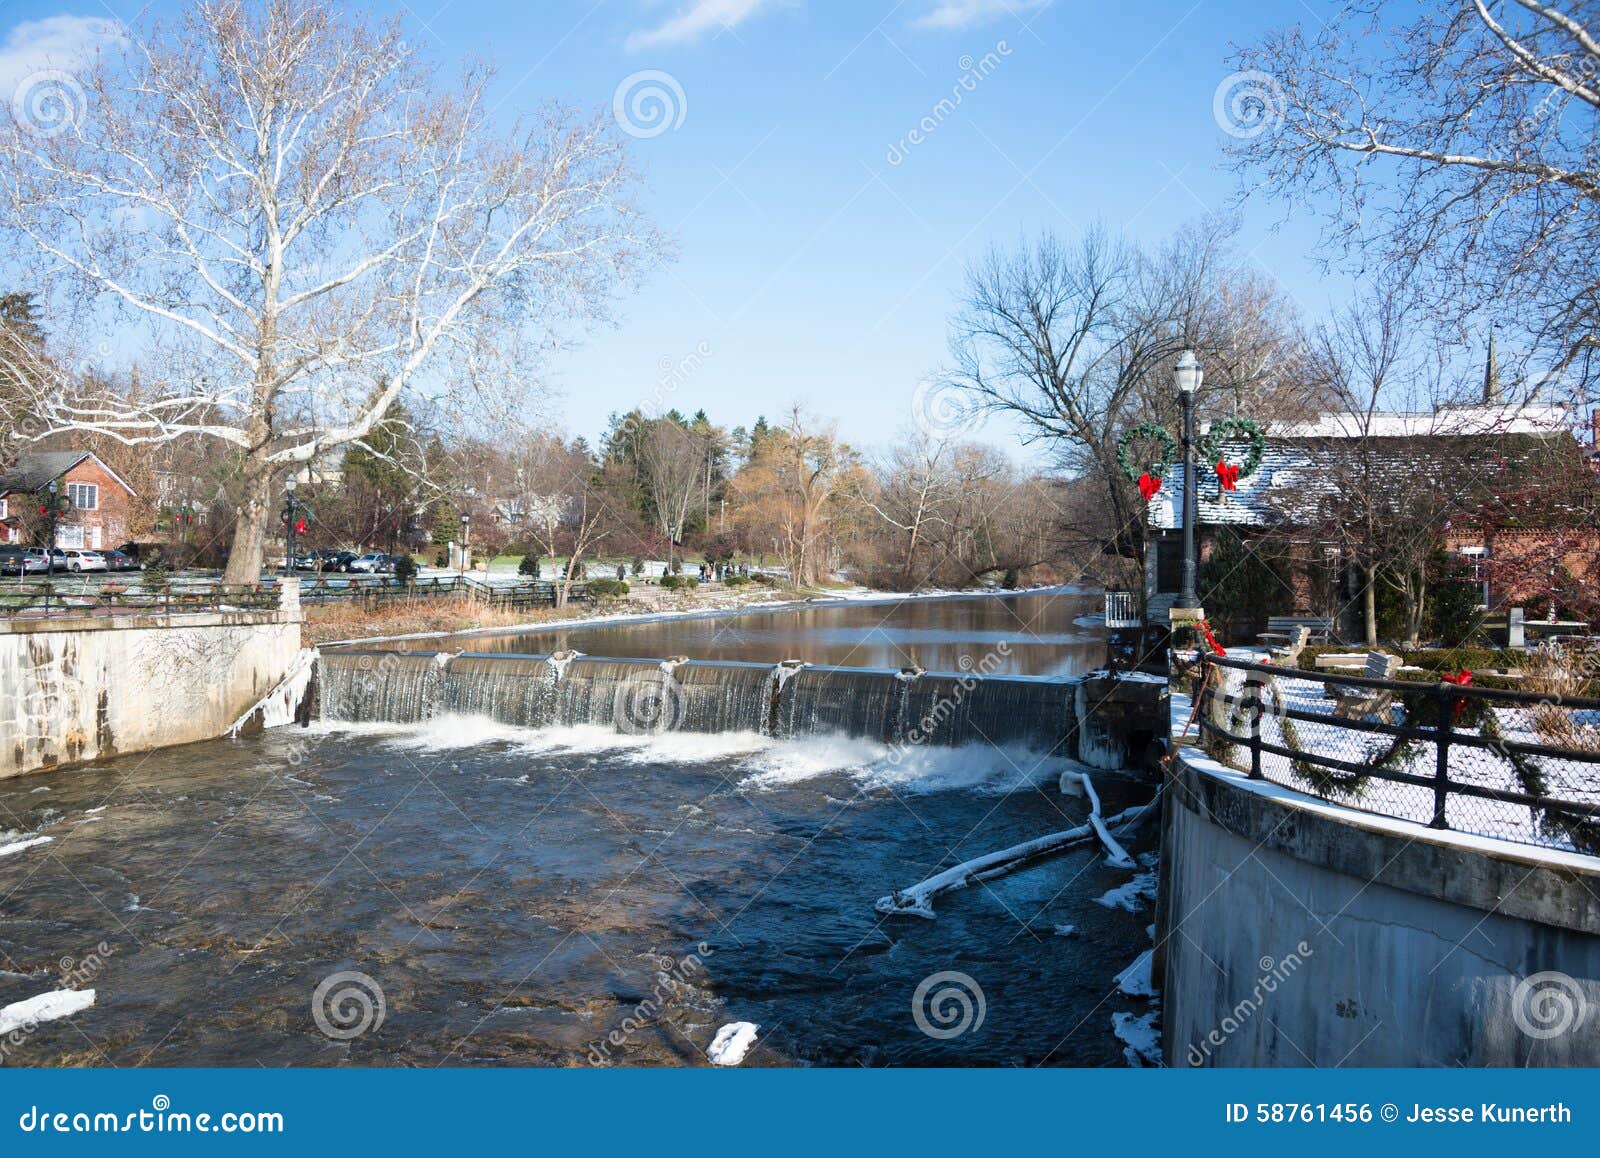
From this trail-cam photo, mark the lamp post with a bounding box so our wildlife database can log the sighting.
[42,479,66,577]
[1173,350,1203,611]
[459,512,470,572]
[282,476,301,576]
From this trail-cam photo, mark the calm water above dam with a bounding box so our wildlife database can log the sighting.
[0,591,1154,1067]
[389,589,1105,678]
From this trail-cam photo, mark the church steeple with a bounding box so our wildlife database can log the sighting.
[1483,327,1502,404]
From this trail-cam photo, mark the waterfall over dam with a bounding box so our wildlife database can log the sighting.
[312,648,1137,755]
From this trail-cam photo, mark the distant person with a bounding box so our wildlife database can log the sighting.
[616,564,625,581]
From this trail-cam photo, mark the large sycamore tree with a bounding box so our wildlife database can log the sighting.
[0,0,659,581]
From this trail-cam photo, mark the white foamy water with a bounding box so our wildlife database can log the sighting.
[306,714,1066,795]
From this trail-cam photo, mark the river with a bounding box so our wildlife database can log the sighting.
[0,589,1158,1067]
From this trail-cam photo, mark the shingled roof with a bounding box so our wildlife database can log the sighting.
[1146,404,1582,531]
[0,451,137,498]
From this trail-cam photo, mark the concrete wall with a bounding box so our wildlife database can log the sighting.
[0,583,302,778]
[1160,749,1600,1066]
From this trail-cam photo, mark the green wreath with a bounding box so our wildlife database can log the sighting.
[1200,417,1267,480]
[1115,422,1179,484]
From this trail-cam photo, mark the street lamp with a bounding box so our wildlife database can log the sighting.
[1174,350,1203,611]
[459,512,470,572]
[283,475,299,575]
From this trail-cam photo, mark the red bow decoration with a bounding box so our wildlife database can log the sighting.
[1441,669,1473,719]
[1137,472,1162,501]
[1214,461,1241,491]
[1199,619,1227,657]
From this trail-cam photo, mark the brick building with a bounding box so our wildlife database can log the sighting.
[0,451,139,550]
[1142,402,1600,638]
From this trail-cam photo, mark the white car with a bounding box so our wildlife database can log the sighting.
[347,552,396,574]
[16,549,50,574]
[61,549,109,573]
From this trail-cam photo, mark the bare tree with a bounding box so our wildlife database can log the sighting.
[943,219,1316,587]
[730,406,859,586]
[0,0,660,581]
[634,418,708,559]
[1229,1,1600,390]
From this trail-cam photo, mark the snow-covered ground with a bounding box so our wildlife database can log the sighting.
[1200,662,1600,853]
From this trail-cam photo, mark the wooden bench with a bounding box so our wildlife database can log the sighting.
[1332,651,1401,721]
[1258,615,1335,646]
[1267,625,1311,667]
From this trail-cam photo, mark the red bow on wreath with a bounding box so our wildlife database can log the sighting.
[1214,461,1241,492]
[1199,619,1227,657]
[1137,472,1162,501]
[1441,669,1473,719]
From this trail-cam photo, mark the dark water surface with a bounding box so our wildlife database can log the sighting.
[0,727,1155,1067]
[392,589,1106,678]
[0,592,1158,1067]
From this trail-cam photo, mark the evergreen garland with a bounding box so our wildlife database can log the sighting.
[1115,422,1179,484]
[1200,417,1267,480]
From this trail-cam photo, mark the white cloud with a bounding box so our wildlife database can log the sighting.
[910,0,1051,32]
[626,0,782,52]
[0,15,124,94]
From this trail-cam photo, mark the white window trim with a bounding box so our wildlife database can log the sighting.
[67,482,99,511]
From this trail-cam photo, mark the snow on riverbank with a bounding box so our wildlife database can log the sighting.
[0,835,51,859]
[1112,1010,1161,1067]
[707,1022,759,1066]
[0,989,94,1035]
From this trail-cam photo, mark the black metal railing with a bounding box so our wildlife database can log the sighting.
[0,572,600,619]
[1195,652,1600,855]
[0,580,282,618]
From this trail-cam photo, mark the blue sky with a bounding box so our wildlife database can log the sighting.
[0,0,1349,457]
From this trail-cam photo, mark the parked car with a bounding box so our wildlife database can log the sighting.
[61,549,109,573]
[0,546,25,576]
[24,547,65,573]
[100,549,138,572]
[348,552,397,574]
[116,542,168,567]
[319,551,359,573]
